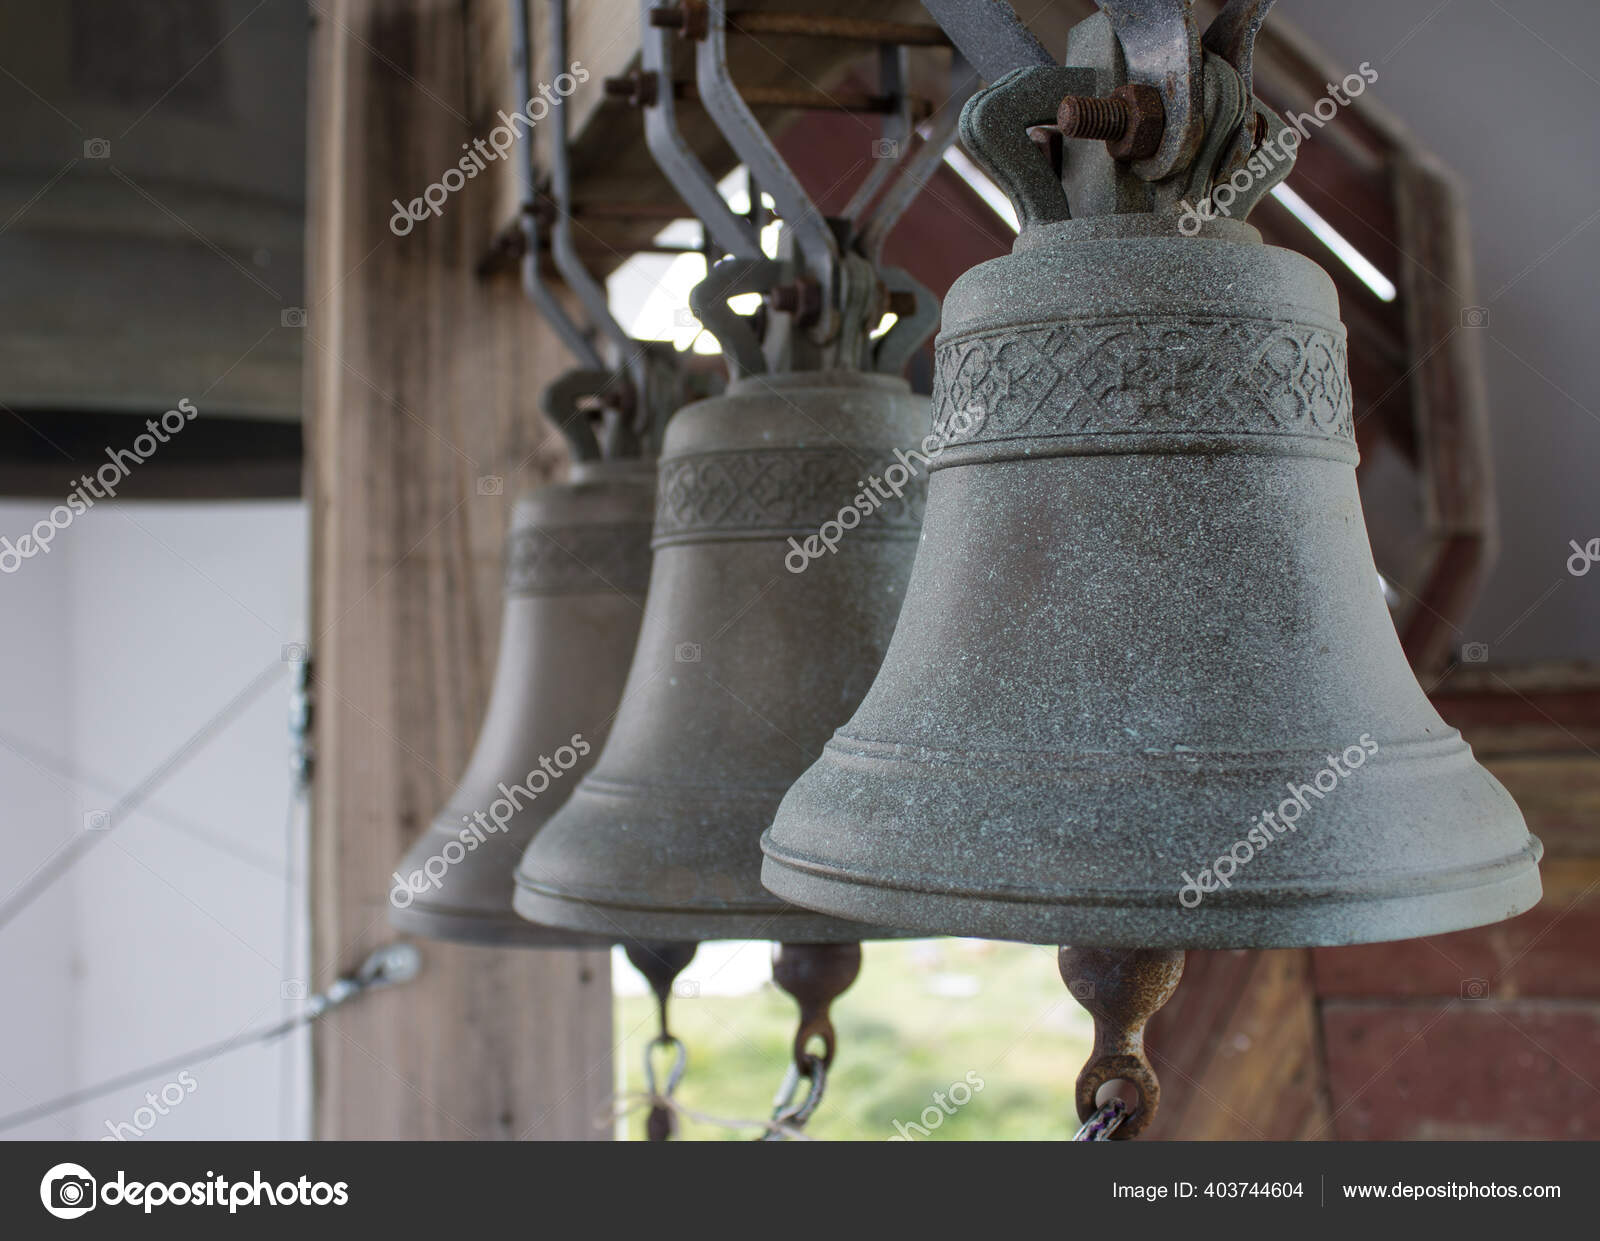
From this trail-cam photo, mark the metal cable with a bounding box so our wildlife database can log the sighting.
[0,658,289,935]
[0,942,418,1135]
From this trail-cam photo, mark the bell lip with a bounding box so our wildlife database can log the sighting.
[510,882,910,942]
[387,901,612,949]
[758,837,1545,950]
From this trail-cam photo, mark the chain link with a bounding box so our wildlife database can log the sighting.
[757,1052,827,1140]
[1073,1097,1130,1141]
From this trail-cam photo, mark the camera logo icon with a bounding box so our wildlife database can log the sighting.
[1064,978,1095,1002]
[41,1163,97,1219]
[83,810,111,832]
[1460,977,1491,1000]
[1459,306,1490,329]
[871,138,899,159]
[1461,641,1490,664]
[477,475,504,496]
[83,139,110,159]
[281,980,308,1000]
[674,642,701,663]
[280,307,307,328]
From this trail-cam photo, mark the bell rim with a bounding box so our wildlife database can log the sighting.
[387,900,613,949]
[758,837,1544,950]
[510,881,912,942]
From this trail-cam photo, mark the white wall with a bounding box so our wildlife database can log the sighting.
[0,498,309,1140]
[1277,0,1600,662]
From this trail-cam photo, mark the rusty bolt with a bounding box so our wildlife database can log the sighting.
[603,69,658,108]
[1056,82,1164,162]
[649,2,707,40]
[764,279,822,327]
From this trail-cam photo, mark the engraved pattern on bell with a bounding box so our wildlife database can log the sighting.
[504,523,654,597]
[931,316,1352,447]
[655,448,924,541]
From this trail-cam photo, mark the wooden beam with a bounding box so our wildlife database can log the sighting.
[1392,156,1495,672]
[305,0,611,1140]
[498,0,962,272]
[1145,949,1331,1140]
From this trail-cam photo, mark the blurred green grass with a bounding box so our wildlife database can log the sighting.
[613,938,1093,1141]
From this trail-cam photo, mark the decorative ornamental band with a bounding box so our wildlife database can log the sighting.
[504,523,654,597]
[654,448,925,542]
[931,315,1353,450]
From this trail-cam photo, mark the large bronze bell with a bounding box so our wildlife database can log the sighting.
[764,210,1542,948]
[389,458,654,946]
[514,370,927,940]
[762,6,1545,952]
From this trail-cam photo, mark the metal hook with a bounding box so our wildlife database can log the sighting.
[688,255,784,377]
[640,0,763,261]
[696,0,839,300]
[855,51,979,262]
[839,43,913,226]
[545,0,650,420]
[757,1052,827,1139]
[509,0,605,374]
[539,367,612,462]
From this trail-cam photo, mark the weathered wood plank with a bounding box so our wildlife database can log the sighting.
[1321,1000,1600,1140]
[1313,859,1600,1000]
[306,0,611,1141]
[1145,949,1331,1141]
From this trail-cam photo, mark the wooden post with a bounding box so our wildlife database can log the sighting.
[304,0,611,1140]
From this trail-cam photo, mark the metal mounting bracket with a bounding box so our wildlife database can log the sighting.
[936,0,1293,229]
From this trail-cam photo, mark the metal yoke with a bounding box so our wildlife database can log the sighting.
[642,0,972,375]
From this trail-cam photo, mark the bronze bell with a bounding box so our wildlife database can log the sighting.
[514,370,927,940]
[389,457,654,946]
[762,6,1543,951]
